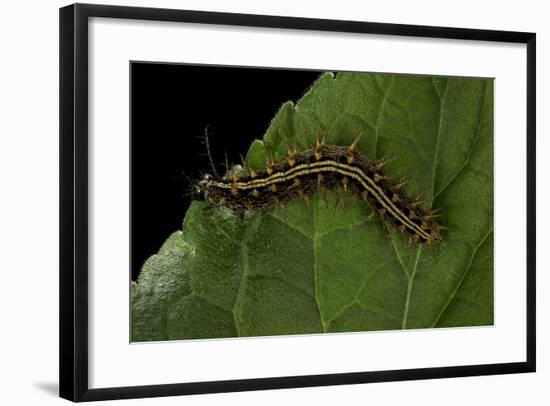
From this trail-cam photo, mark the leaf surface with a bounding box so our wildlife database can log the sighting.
[132,72,493,341]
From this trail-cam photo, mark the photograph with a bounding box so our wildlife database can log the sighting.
[53,1,537,402]
[130,63,494,342]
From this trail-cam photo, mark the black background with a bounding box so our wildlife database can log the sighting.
[131,62,321,280]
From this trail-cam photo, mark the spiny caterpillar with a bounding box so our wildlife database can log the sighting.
[193,137,444,246]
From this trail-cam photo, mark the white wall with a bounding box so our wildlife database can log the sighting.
[0,0,547,404]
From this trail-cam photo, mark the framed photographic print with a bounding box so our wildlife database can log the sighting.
[59,3,536,402]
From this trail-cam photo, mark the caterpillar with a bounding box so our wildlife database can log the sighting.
[193,137,444,246]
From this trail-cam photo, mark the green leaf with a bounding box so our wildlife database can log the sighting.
[132,72,493,341]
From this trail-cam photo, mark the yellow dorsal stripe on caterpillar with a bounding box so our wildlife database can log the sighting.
[194,143,443,245]
[218,162,430,240]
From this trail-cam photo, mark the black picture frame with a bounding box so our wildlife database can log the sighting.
[59,3,536,402]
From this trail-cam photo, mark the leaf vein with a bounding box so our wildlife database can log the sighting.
[401,246,423,329]
[389,233,410,278]
[231,220,257,336]
[433,81,490,200]
[430,227,493,327]
[373,75,393,158]
[430,80,449,207]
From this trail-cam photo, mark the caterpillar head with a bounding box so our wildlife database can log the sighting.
[193,174,214,201]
